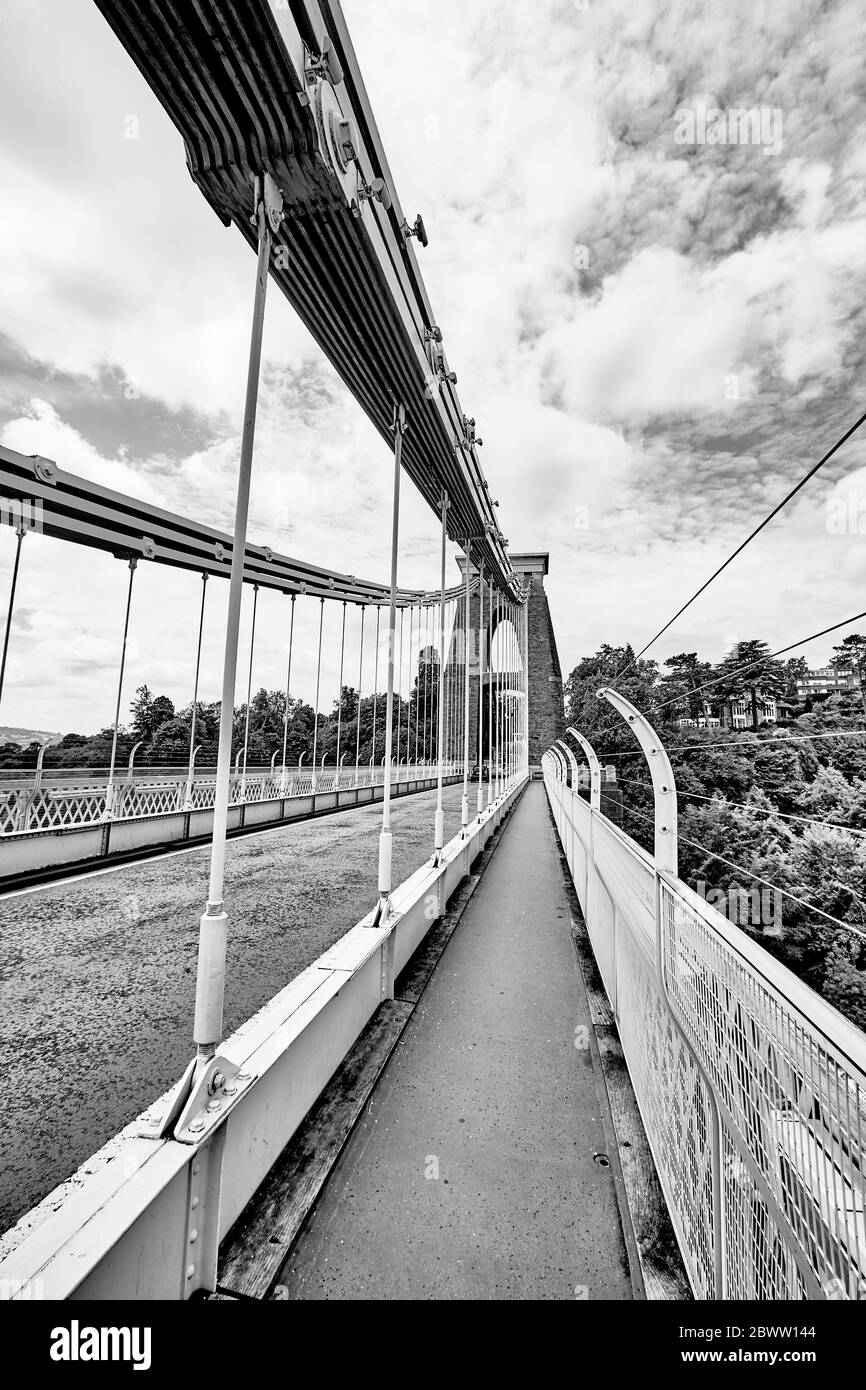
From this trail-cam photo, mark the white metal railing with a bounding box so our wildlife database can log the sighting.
[0,763,445,835]
[0,777,527,1299]
[544,732,866,1301]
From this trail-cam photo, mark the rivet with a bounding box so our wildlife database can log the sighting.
[192,1162,200,1175]
[189,1229,198,1244]
[186,1264,196,1280]
[191,1196,199,1210]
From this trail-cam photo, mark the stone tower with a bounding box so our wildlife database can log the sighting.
[446,551,565,769]
[510,553,565,766]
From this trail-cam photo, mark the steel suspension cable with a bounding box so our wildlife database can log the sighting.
[477,563,485,814]
[185,570,209,808]
[613,773,866,836]
[354,604,365,786]
[280,592,296,793]
[406,602,415,773]
[599,728,866,759]
[0,521,26,717]
[105,556,138,819]
[240,582,260,799]
[621,800,866,942]
[488,578,495,806]
[372,605,380,782]
[434,495,448,859]
[335,600,347,786]
[615,405,866,682]
[311,596,324,789]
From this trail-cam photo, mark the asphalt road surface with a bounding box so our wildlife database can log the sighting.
[0,784,468,1233]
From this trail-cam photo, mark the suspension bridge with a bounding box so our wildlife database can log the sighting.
[0,0,863,1304]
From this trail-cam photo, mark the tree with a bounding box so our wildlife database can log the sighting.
[130,685,154,742]
[830,634,866,715]
[564,644,659,751]
[713,640,787,731]
[783,656,809,705]
[659,652,713,721]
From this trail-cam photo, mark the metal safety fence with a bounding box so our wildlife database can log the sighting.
[0,763,450,835]
[544,743,866,1301]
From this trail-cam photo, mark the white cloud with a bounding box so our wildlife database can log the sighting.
[1,0,865,730]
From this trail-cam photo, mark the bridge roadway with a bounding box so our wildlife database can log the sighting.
[0,783,470,1237]
[273,783,636,1301]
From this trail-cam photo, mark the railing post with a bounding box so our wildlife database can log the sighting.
[184,745,202,811]
[177,175,284,1189]
[597,688,677,872]
[556,738,578,787]
[122,739,143,819]
[567,726,602,811]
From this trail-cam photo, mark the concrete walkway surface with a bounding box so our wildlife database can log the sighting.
[277,783,635,1300]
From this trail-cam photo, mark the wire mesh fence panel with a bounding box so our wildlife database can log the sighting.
[661,878,866,1300]
[544,766,866,1301]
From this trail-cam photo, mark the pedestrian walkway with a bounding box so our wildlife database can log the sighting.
[277,783,636,1300]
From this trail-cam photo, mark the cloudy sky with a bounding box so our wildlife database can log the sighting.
[1,0,865,735]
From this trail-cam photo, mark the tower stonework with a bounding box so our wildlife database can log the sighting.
[511,553,565,767]
[448,552,565,770]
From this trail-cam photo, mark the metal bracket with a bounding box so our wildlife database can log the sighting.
[401,213,428,247]
[303,37,344,88]
[31,454,57,485]
[140,1054,256,1145]
[455,415,483,451]
[253,171,285,235]
[357,175,392,212]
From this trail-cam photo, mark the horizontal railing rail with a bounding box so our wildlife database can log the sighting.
[0,763,456,835]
